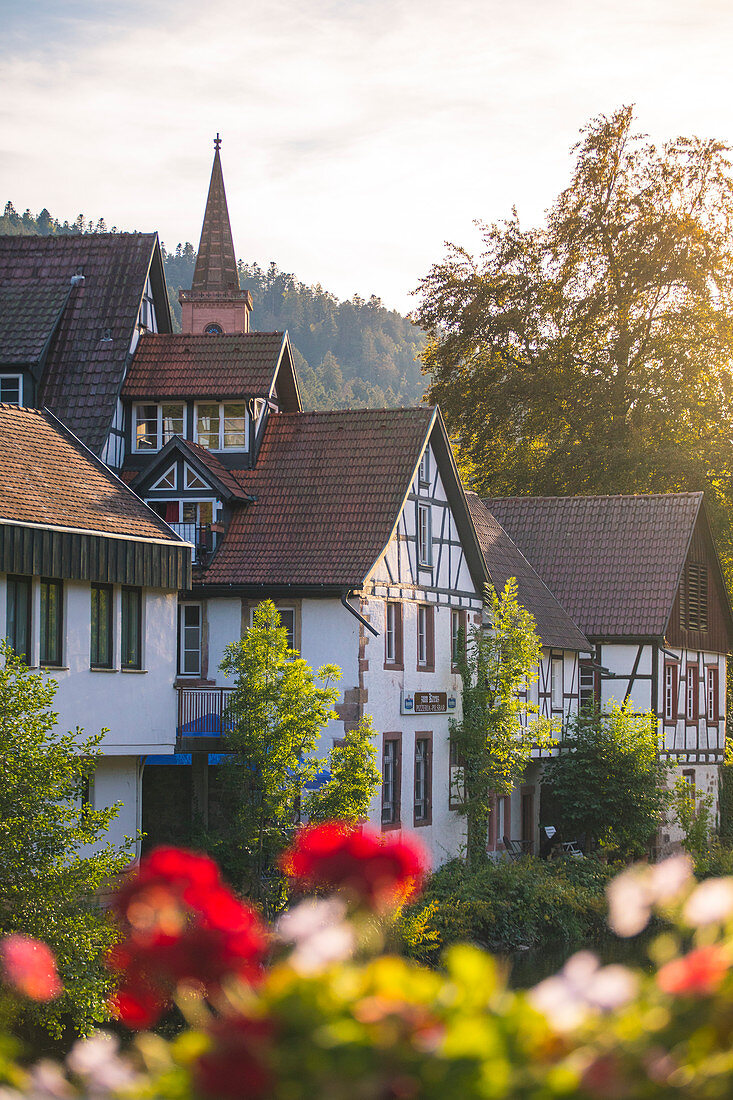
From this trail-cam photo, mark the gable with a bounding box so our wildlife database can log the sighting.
[666,510,733,653]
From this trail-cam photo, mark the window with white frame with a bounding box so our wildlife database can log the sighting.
[195,402,248,450]
[551,657,563,710]
[417,503,432,567]
[707,667,719,722]
[414,735,432,825]
[385,601,402,666]
[664,664,677,722]
[0,375,22,405]
[179,604,202,676]
[382,735,401,826]
[133,404,184,451]
[686,665,699,721]
[151,465,176,491]
[418,449,430,485]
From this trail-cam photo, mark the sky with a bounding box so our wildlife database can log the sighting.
[2,0,733,313]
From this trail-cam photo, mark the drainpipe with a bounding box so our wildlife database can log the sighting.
[341,590,379,638]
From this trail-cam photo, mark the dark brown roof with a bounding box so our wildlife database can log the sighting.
[192,145,240,293]
[122,332,288,400]
[202,408,436,588]
[0,233,170,453]
[0,405,184,541]
[484,493,705,638]
[0,283,70,367]
[466,493,590,652]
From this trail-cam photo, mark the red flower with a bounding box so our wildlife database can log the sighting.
[194,1015,274,1100]
[657,945,729,997]
[0,934,62,1002]
[281,823,427,910]
[108,847,267,1028]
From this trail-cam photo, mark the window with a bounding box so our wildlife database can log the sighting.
[488,794,511,850]
[121,587,142,670]
[664,663,678,722]
[418,449,430,485]
[451,609,467,671]
[579,660,598,711]
[417,503,432,567]
[40,579,63,667]
[90,584,113,668]
[414,734,432,826]
[6,575,31,663]
[417,604,434,670]
[686,665,699,722]
[151,465,177,491]
[449,739,466,810]
[195,402,248,450]
[133,404,184,451]
[680,563,709,632]
[384,602,403,668]
[382,734,401,827]
[249,605,296,650]
[179,604,202,676]
[0,375,22,405]
[204,323,223,335]
[707,667,719,722]
[551,657,563,710]
[184,464,207,491]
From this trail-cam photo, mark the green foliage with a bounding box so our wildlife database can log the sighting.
[416,106,733,582]
[0,202,115,237]
[671,776,714,865]
[542,702,670,859]
[452,580,554,868]
[306,715,380,824]
[718,757,733,843]
[0,644,131,1037]
[203,602,378,910]
[400,856,612,962]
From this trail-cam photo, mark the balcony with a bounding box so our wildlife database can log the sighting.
[177,687,235,751]
[169,523,218,564]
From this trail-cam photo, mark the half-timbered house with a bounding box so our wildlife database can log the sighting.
[0,404,190,853]
[486,493,733,840]
[466,493,590,852]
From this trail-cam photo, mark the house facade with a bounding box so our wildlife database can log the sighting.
[0,405,190,852]
[486,493,733,843]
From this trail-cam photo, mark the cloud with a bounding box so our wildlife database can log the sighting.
[3,0,733,310]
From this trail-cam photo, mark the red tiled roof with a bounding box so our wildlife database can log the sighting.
[0,233,165,453]
[466,493,590,652]
[122,332,287,399]
[484,493,704,638]
[202,408,435,587]
[183,439,252,499]
[0,405,183,541]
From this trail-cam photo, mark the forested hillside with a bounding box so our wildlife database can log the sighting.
[0,202,428,412]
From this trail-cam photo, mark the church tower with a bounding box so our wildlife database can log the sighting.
[179,135,253,334]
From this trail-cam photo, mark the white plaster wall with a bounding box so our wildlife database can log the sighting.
[205,598,242,681]
[84,755,141,856]
[301,599,360,690]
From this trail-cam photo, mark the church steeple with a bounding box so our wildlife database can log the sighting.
[179,135,253,334]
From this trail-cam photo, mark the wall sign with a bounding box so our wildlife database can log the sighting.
[401,690,458,715]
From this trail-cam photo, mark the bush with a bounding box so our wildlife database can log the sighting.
[399,856,613,962]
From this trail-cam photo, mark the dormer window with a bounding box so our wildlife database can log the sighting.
[133,403,184,451]
[195,402,248,451]
[0,375,22,405]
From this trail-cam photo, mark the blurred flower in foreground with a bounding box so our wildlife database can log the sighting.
[0,935,62,1002]
[281,822,428,911]
[66,1033,138,1093]
[530,951,638,1032]
[683,877,733,927]
[194,1015,274,1100]
[657,945,730,997]
[108,846,267,1028]
[606,854,693,937]
[276,897,355,974]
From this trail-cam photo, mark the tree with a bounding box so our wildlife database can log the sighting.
[210,602,378,911]
[416,107,733,567]
[0,644,132,1037]
[451,580,554,870]
[306,715,380,824]
[541,702,670,858]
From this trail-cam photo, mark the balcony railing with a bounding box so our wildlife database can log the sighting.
[177,687,235,751]
[168,523,217,564]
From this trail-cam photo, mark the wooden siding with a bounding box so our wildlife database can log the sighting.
[667,515,731,654]
[0,524,190,590]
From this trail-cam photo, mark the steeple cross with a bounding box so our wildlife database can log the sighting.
[214,133,221,151]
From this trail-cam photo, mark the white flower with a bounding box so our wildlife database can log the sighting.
[586,964,638,1011]
[26,1061,72,1100]
[67,1032,136,1093]
[277,897,355,974]
[529,951,637,1032]
[683,877,733,927]
[528,974,588,1032]
[606,866,651,937]
[649,854,694,902]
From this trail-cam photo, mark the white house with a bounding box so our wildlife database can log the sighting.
[0,405,190,852]
[486,493,733,844]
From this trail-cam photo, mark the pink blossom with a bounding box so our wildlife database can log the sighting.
[0,935,62,1002]
[683,878,733,927]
